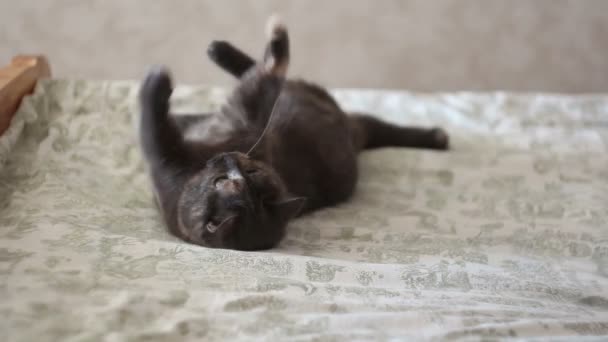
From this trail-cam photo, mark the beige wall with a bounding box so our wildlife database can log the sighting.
[1,0,607,92]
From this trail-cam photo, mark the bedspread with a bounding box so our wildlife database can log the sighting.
[1,80,607,341]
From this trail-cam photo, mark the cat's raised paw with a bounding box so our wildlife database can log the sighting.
[141,65,173,105]
[207,41,231,62]
[430,128,449,150]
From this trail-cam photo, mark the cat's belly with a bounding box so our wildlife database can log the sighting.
[274,134,358,211]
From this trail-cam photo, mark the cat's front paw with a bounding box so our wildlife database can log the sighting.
[207,41,231,63]
[430,127,449,150]
[140,65,173,107]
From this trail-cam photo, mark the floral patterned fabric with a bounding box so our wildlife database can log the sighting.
[1,80,607,341]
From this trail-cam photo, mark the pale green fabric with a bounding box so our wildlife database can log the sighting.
[1,80,607,341]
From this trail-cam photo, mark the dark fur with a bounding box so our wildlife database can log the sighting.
[140,19,448,250]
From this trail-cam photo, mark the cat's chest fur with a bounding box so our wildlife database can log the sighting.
[181,114,235,145]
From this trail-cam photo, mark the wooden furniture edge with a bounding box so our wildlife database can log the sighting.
[0,55,51,136]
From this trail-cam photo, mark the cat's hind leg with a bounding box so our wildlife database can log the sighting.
[263,15,289,77]
[349,113,449,151]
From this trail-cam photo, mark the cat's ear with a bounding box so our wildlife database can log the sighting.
[272,197,306,220]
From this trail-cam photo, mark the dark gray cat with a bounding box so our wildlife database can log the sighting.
[139,17,448,250]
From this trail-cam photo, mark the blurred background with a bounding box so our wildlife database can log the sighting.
[1,0,607,92]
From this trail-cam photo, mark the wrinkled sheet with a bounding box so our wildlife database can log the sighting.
[1,80,607,341]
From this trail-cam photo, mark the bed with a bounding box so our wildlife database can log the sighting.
[1,57,607,341]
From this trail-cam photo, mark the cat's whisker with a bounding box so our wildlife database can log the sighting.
[218,214,238,229]
[245,88,283,156]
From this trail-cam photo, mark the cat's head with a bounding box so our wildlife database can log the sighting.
[176,151,305,250]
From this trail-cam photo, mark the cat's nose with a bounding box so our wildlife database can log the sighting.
[218,178,245,194]
[227,168,244,180]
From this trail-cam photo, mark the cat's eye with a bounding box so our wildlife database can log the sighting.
[205,221,218,233]
[205,215,236,234]
[246,169,259,175]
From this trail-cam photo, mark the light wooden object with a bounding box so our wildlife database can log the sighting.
[0,55,51,136]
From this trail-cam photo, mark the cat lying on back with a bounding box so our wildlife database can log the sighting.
[139,17,449,251]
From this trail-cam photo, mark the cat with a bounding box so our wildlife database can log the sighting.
[139,16,449,251]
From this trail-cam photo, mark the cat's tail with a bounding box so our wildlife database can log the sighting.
[263,14,289,77]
